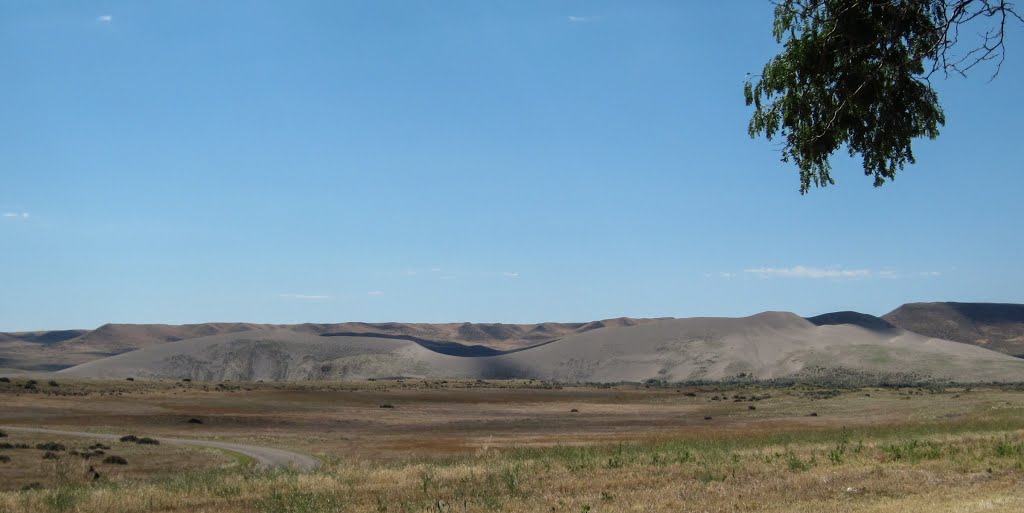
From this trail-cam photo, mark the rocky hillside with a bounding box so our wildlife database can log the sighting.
[883,302,1024,358]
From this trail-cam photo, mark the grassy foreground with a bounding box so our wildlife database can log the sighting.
[2,421,1023,513]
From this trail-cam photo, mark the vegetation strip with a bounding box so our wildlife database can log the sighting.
[0,427,319,472]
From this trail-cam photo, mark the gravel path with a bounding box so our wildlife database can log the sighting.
[1,426,320,471]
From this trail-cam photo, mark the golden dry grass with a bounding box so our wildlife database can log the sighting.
[0,432,234,492]
[1,378,1023,512]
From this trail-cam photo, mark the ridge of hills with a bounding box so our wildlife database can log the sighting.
[0,318,653,372]
[882,302,1024,358]
[3,302,1022,382]
[55,311,1024,383]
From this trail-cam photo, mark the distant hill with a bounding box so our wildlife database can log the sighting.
[57,312,1024,383]
[0,318,655,371]
[883,303,1024,358]
[0,330,92,371]
[806,311,897,331]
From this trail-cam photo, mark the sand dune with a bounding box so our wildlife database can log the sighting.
[57,312,1024,383]
[2,318,659,371]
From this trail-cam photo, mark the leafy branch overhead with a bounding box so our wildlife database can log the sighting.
[745,0,1022,193]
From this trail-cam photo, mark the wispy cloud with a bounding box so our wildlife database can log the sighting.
[879,269,943,279]
[567,15,599,23]
[439,275,457,280]
[367,290,384,296]
[501,272,519,278]
[279,293,330,300]
[744,266,870,279]
[97,15,113,23]
[717,265,945,280]
[2,212,29,220]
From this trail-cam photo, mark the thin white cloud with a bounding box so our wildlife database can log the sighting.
[879,269,943,279]
[439,275,457,280]
[367,290,384,296]
[728,265,945,280]
[97,15,113,23]
[430,267,441,273]
[744,266,870,279]
[501,272,519,278]
[279,293,330,300]
[567,15,599,23]
[2,212,29,220]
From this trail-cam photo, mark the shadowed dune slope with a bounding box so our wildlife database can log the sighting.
[57,312,1024,383]
[883,302,1024,358]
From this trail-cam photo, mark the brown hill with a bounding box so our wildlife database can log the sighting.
[806,311,897,331]
[0,330,92,371]
[883,302,1024,358]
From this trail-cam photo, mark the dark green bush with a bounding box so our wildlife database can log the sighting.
[102,455,128,465]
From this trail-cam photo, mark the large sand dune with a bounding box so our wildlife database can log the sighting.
[2,318,656,371]
[57,312,1024,383]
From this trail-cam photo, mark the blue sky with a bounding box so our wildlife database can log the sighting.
[2,2,1022,331]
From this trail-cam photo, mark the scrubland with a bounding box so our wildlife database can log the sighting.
[1,378,1022,512]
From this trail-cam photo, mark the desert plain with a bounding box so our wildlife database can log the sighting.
[2,377,1024,513]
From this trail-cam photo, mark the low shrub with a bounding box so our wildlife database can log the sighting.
[103,455,128,465]
[0,455,10,463]
[36,442,66,451]
[119,435,139,443]
[136,437,160,445]
[42,451,60,460]
[379,404,395,409]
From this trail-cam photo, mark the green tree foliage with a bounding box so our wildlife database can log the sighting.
[745,1,1021,193]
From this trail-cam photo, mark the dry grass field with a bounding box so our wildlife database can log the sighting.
[1,377,1023,512]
